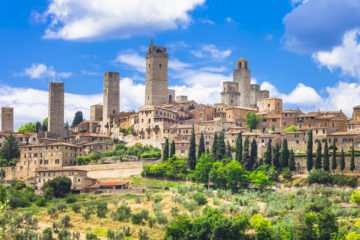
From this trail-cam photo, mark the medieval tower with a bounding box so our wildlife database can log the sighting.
[48,82,64,138]
[234,58,251,108]
[145,40,169,106]
[1,107,13,133]
[103,71,120,122]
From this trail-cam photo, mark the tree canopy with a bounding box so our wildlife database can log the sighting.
[71,111,84,127]
[245,112,261,130]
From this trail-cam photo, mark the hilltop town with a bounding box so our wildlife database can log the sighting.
[0,40,359,189]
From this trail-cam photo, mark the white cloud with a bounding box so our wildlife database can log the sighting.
[81,69,100,76]
[18,63,71,79]
[176,70,232,88]
[313,29,360,80]
[41,0,205,40]
[170,84,221,105]
[191,44,232,60]
[200,66,227,72]
[225,17,233,23]
[201,19,215,24]
[251,78,257,84]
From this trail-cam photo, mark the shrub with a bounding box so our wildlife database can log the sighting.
[65,195,77,203]
[138,228,149,240]
[307,169,332,185]
[35,197,47,207]
[47,207,57,218]
[193,192,207,206]
[57,203,67,212]
[41,227,53,240]
[82,208,92,220]
[58,228,71,240]
[61,215,71,228]
[351,190,360,205]
[96,201,108,218]
[148,217,156,228]
[131,212,145,225]
[153,194,162,204]
[86,232,99,240]
[155,211,168,224]
[332,175,357,188]
[112,205,131,221]
[72,203,81,213]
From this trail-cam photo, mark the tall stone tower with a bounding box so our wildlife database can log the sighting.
[221,81,240,106]
[103,72,120,123]
[48,82,64,138]
[233,58,251,108]
[145,40,168,106]
[1,107,13,133]
[90,104,103,121]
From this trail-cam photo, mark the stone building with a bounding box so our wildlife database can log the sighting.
[48,82,64,138]
[222,58,268,108]
[103,72,120,125]
[35,168,96,192]
[145,40,170,106]
[1,107,13,133]
[90,104,103,121]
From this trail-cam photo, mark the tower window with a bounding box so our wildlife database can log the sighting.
[159,64,162,68]
[149,64,150,68]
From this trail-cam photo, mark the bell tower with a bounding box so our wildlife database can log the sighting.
[234,58,251,108]
[145,40,169,106]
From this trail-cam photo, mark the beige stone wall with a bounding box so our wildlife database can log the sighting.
[1,107,13,133]
[103,72,120,123]
[145,43,169,106]
[48,82,64,138]
[90,105,103,121]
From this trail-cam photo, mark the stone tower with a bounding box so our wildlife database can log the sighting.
[1,107,13,133]
[103,72,120,123]
[221,81,240,106]
[250,84,260,107]
[233,58,251,108]
[48,82,64,138]
[145,40,169,106]
[90,104,103,121]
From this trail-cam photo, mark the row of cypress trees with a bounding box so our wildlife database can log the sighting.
[306,131,356,172]
[262,138,296,171]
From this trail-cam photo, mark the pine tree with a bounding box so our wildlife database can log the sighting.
[235,132,243,162]
[249,138,257,171]
[242,136,250,166]
[170,140,176,157]
[340,148,345,172]
[350,142,355,172]
[0,135,20,161]
[264,138,272,166]
[188,125,197,170]
[71,111,84,127]
[197,133,205,160]
[280,139,289,168]
[331,138,337,171]
[306,131,313,172]
[289,149,296,171]
[216,132,226,160]
[212,133,218,156]
[315,141,322,169]
[323,140,330,171]
[163,138,169,162]
[226,141,232,159]
[272,143,280,170]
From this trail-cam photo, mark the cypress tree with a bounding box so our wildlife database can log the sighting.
[226,141,232,159]
[340,148,345,172]
[289,149,296,171]
[235,132,243,162]
[323,140,330,171]
[350,142,355,172]
[71,111,84,127]
[0,135,20,161]
[188,125,197,170]
[242,136,250,166]
[264,138,272,165]
[249,138,257,171]
[280,139,289,168]
[216,132,226,160]
[205,147,210,155]
[163,138,169,162]
[212,133,218,156]
[331,138,337,171]
[170,140,176,157]
[197,133,205,160]
[306,131,313,172]
[272,143,280,170]
[315,141,322,169]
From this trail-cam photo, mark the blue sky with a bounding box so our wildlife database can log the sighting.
[1,0,360,129]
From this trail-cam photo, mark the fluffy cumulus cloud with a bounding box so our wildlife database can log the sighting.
[313,29,360,80]
[0,77,145,130]
[18,63,71,79]
[283,0,360,53]
[41,0,205,40]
